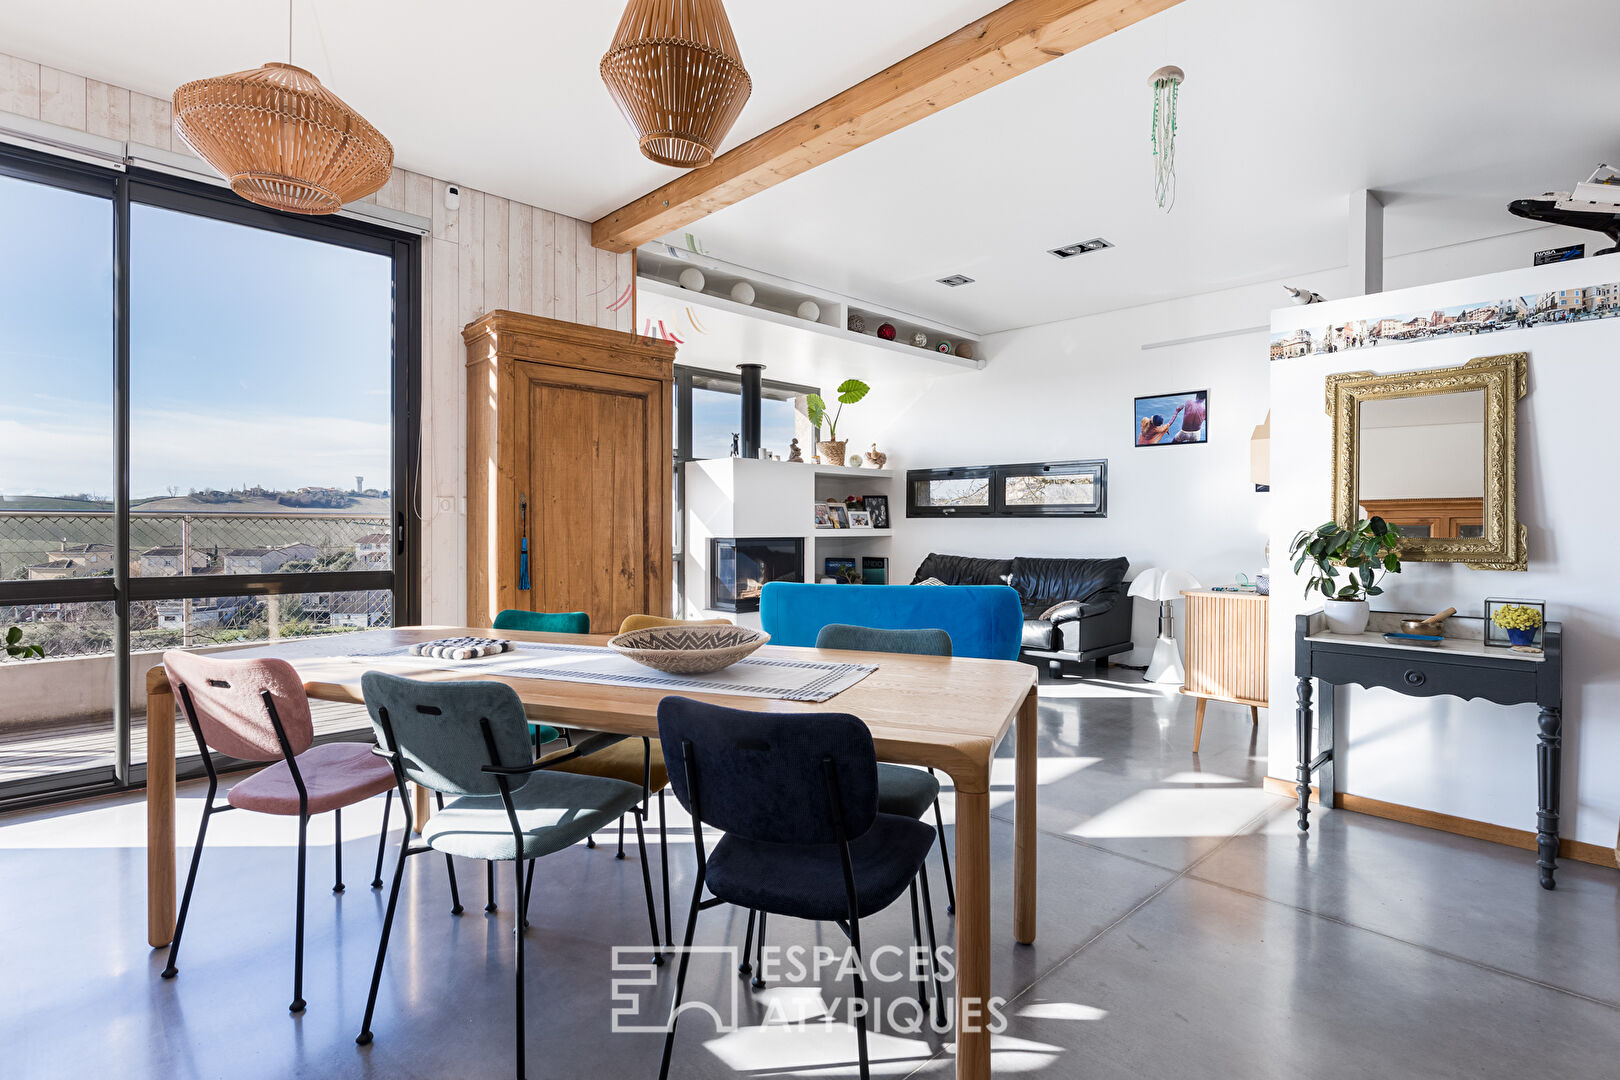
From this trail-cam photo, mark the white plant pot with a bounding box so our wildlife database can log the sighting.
[1323,598,1370,635]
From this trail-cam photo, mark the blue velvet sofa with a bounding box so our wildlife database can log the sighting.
[758,581,1024,661]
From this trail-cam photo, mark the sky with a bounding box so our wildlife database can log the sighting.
[0,173,393,500]
[690,386,798,460]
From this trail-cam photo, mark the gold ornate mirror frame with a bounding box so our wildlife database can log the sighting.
[1326,352,1527,571]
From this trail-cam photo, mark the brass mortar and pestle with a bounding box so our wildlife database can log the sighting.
[1400,608,1456,637]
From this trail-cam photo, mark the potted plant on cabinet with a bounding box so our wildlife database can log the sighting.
[1288,517,1402,634]
[806,379,870,466]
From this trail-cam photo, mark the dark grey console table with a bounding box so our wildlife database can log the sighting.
[1293,611,1564,888]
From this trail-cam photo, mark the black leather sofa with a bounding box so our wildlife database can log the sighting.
[912,552,1134,674]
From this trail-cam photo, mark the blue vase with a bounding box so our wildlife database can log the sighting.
[1506,627,1537,646]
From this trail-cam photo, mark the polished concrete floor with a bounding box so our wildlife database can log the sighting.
[2,669,1617,1079]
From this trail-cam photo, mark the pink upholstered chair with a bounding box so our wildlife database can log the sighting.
[159,650,414,1013]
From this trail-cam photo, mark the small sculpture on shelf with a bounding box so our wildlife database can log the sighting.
[847,313,866,333]
[956,341,975,360]
[877,322,896,340]
[848,455,862,467]
[912,331,928,349]
[864,443,888,468]
[787,437,803,462]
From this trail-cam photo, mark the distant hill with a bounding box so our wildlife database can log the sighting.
[1,494,391,515]
[0,496,113,511]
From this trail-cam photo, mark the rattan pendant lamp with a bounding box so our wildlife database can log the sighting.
[172,2,393,214]
[601,0,752,169]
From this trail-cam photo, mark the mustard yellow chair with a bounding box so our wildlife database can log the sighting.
[616,614,732,635]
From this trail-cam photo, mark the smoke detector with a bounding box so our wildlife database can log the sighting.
[1048,238,1113,259]
[936,274,976,287]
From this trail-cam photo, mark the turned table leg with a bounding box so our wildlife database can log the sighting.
[1537,706,1562,890]
[1295,676,1313,832]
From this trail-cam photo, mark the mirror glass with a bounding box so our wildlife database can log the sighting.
[1356,390,1486,539]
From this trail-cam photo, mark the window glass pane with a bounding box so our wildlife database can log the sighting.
[0,601,118,786]
[129,204,394,576]
[0,174,115,572]
[913,475,990,508]
[688,377,803,461]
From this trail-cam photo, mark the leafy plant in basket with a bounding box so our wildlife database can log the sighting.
[1288,517,1402,634]
[806,379,870,465]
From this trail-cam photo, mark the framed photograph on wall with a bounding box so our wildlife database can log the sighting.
[1135,389,1208,446]
[864,494,890,528]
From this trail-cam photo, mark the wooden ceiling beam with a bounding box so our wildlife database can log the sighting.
[591,0,1185,253]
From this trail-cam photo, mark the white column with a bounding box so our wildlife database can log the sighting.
[1349,190,1384,296]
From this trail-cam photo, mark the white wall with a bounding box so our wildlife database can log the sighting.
[0,50,634,628]
[1269,258,1620,849]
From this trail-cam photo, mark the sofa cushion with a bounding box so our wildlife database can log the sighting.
[1011,556,1129,605]
[1021,619,1058,650]
[912,553,1014,587]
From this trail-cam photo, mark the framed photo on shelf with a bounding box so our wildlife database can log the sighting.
[826,503,849,529]
[813,503,834,529]
[847,510,873,529]
[864,494,890,528]
[1135,389,1208,446]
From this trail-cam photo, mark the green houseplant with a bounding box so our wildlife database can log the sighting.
[1288,516,1402,634]
[5,625,43,660]
[806,379,870,465]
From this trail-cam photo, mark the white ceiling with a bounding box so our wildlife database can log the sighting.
[7,1,1619,336]
[0,0,994,222]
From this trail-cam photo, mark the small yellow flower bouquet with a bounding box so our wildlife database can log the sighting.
[1491,604,1543,631]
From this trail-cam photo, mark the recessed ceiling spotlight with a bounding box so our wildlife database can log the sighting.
[936,274,976,287]
[1048,238,1114,259]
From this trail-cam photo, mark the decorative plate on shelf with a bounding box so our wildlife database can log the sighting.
[607,625,770,674]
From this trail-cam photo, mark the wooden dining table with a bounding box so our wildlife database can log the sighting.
[144,625,1039,1080]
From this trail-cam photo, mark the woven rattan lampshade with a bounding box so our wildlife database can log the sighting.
[601,0,752,169]
[172,62,393,215]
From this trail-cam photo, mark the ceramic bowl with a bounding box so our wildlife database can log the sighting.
[607,624,770,675]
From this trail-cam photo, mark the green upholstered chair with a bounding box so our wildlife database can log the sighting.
[357,672,663,1080]
[492,608,590,635]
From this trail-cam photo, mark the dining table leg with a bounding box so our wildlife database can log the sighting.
[1014,686,1038,946]
[146,667,177,949]
[951,781,993,1080]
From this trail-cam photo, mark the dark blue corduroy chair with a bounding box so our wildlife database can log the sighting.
[356,673,662,1080]
[656,696,944,1080]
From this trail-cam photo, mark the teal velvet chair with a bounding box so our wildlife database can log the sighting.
[357,673,662,1080]
[492,608,590,635]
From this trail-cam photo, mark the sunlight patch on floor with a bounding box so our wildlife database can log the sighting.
[978,756,1100,815]
[1160,770,1245,785]
[1015,1001,1109,1021]
[1068,787,1279,839]
[703,1020,934,1075]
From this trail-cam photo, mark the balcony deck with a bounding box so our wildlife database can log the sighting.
[0,699,371,787]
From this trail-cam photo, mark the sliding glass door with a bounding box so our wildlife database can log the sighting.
[0,147,419,806]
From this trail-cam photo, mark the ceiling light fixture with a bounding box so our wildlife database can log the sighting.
[601,0,753,169]
[937,274,976,287]
[171,1,393,215]
[1048,239,1113,259]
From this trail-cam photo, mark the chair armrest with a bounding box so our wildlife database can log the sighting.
[1040,599,1113,624]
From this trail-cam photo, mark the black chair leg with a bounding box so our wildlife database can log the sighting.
[930,792,956,915]
[632,811,664,963]
[919,865,946,1028]
[848,914,870,1080]
[908,881,928,1010]
[486,860,498,913]
[523,859,536,928]
[333,807,345,894]
[616,814,626,859]
[434,791,463,915]
[371,789,392,889]
[751,911,767,990]
[357,825,411,1045]
[161,779,217,979]
[658,873,706,1080]
[738,908,756,976]
[512,859,527,1080]
[658,790,672,946]
[291,812,308,1013]
[586,835,596,849]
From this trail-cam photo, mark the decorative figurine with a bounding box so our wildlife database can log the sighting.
[848,455,862,468]
[864,443,888,469]
[877,322,897,340]
[729,432,740,458]
[912,331,928,349]
[847,313,866,333]
[935,341,952,354]
[787,438,803,462]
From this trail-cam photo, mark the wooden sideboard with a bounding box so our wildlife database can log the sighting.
[1180,589,1268,752]
[464,311,675,631]
[1359,496,1484,539]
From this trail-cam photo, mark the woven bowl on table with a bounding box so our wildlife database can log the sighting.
[607,625,770,675]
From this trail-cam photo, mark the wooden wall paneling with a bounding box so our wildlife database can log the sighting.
[84,79,130,140]
[535,208,559,319]
[509,202,534,315]
[573,219,594,325]
[404,171,433,219]
[0,55,40,118]
[554,213,577,321]
[595,244,618,330]
[127,92,170,150]
[484,194,509,311]
[428,236,462,620]
[37,66,85,129]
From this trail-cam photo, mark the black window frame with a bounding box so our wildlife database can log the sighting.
[0,144,421,811]
[905,466,994,518]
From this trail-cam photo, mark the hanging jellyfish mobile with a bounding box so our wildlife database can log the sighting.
[1149,65,1184,212]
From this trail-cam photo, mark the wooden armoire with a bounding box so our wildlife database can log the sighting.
[464,311,675,632]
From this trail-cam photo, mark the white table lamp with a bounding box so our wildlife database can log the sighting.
[1128,568,1201,684]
